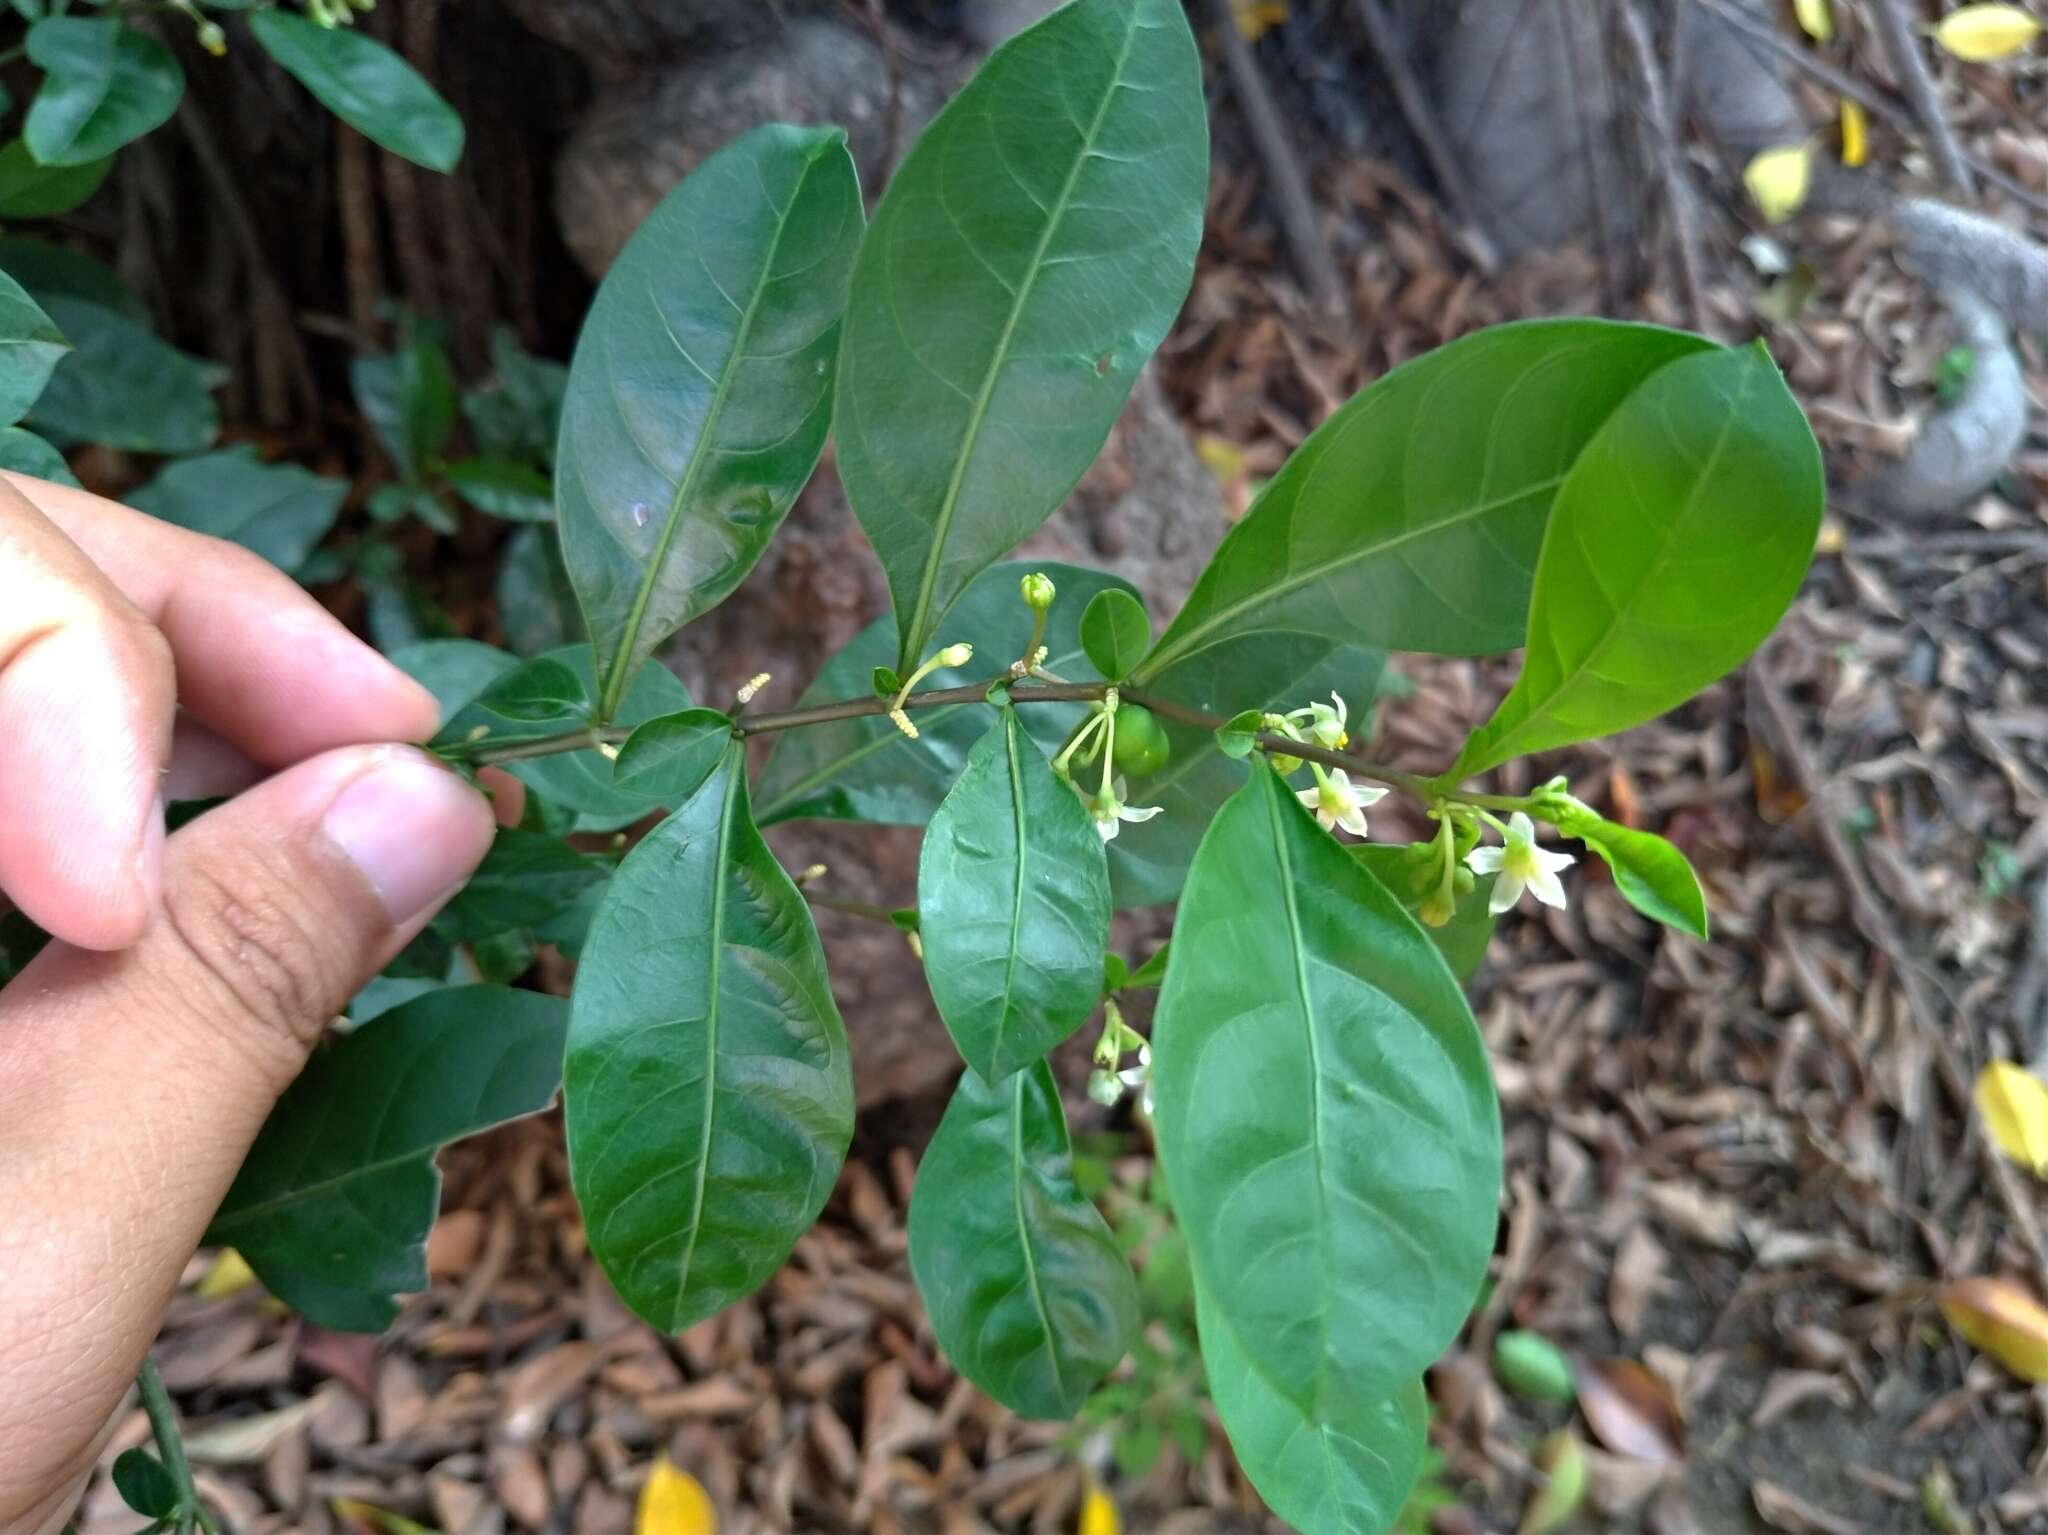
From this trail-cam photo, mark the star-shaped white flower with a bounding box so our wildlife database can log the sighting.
[1088,778,1162,842]
[1296,766,1387,838]
[1467,811,1575,914]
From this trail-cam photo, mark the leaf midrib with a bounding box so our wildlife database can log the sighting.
[1010,1072,1067,1404]
[991,711,1030,1077]
[670,747,743,1328]
[599,149,825,721]
[894,6,1147,669]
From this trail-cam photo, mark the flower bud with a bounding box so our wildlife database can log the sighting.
[1021,572,1056,611]
[1454,866,1476,895]
[198,19,227,53]
[937,642,974,669]
[1087,1068,1122,1107]
[1418,889,1456,928]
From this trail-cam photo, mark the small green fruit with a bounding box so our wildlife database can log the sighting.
[1112,705,1170,777]
[1494,1329,1577,1402]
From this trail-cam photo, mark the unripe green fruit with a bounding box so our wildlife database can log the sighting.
[1111,705,1170,777]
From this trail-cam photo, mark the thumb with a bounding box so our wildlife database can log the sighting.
[0,745,494,1519]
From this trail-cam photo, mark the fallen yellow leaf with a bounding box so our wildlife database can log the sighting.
[1194,433,1247,485]
[194,1248,258,1300]
[1977,1061,2048,1174]
[1940,1277,2048,1382]
[1839,99,1869,167]
[1743,144,1812,224]
[1519,1430,1587,1535]
[638,1457,716,1535]
[1231,0,1291,43]
[1795,0,1835,41]
[1078,1477,1120,1535]
[1931,3,2043,60]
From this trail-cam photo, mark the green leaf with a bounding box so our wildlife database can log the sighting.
[1107,632,1384,908]
[504,647,693,826]
[0,425,75,483]
[907,1062,1138,1419]
[756,561,1133,826]
[1122,942,1169,991]
[0,233,145,316]
[566,743,854,1332]
[1197,1284,1429,1535]
[1558,813,1709,939]
[557,123,862,721]
[1136,322,1717,682]
[247,9,464,173]
[111,1448,179,1520]
[206,986,569,1331]
[0,136,111,217]
[24,295,218,453]
[465,325,567,465]
[1350,843,1499,982]
[611,708,734,804]
[440,827,608,942]
[445,455,553,522]
[1152,765,1499,1413]
[916,709,1111,1083]
[389,636,519,720]
[432,654,589,749]
[0,267,68,426]
[836,0,1205,673]
[1079,589,1150,682]
[23,19,183,168]
[128,445,347,574]
[1215,709,1264,759]
[495,525,580,657]
[351,330,457,482]
[1456,344,1822,774]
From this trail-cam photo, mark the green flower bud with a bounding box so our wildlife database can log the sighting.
[1087,1068,1122,1107]
[1454,866,1476,895]
[1020,572,1056,611]
[1417,889,1456,928]
[937,642,973,669]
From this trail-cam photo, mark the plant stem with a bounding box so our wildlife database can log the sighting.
[803,890,901,925]
[454,675,1528,812]
[137,1359,220,1535]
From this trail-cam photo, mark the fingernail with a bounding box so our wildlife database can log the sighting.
[135,790,165,919]
[322,751,494,926]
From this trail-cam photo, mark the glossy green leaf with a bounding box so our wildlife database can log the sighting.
[567,743,853,1332]
[1456,344,1822,773]
[504,647,693,825]
[23,19,183,167]
[0,137,109,216]
[1197,1284,1428,1535]
[389,636,519,720]
[446,456,553,522]
[1122,942,1169,991]
[1152,765,1499,1413]
[0,425,75,484]
[612,708,733,803]
[756,561,1132,826]
[112,1448,179,1520]
[206,986,569,1331]
[440,827,608,942]
[835,0,1206,671]
[350,331,457,482]
[907,1062,1138,1419]
[24,294,218,452]
[433,654,588,749]
[917,709,1111,1083]
[557,123,862,721]
[1136,322,1717,682]
[465,326,567,465]
[0,267,67,426]
[1350,843,1499,982]
[248,10,464,173]
[0,233,144,316]
[129,445,347,574]
[1557,812,1709,939]
[1079,589,1150,681]
[1108,633,1383,908]
[496,524,580,657]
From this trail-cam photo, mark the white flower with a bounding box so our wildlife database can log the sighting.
[1296,767,1387,838]
[1118,1043,1154,1118]
[1466,811,1575,915]
[1295,692,1349,751]
[1088,778,1162,842]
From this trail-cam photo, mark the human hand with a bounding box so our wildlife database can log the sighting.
[0,473,507,1531]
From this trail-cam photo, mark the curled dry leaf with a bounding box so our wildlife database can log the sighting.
[1574,1357,1685,1463]
[1749,1369,1853,1429]
[1937,1277,2048,1383]
[1753,1480,1860,1535]
[1608,1225,1668,1338]
[1974,1061,2048,1175]
[1931,3,2043,60]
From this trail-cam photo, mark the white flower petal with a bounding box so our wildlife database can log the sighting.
[1506,811,1537,845]
[1487,870,1525,915]
[1297,787,1322,813]
[1354,785,1391,807]
[1527,862,1569,908]
[1095,816,1120,842]
[1336,805,1368,837]
[1466,845,1506,875]
[1536,846,1577,877]
[1118,804,1164,825]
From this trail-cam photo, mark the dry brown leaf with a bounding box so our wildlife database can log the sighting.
[1574,1357,1685,1463]
[1608,1226,1668,1338]
[1753,1480,1860,1535]
[1749,1370,1853,1429]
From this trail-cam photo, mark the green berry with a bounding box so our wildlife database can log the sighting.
[1111,704,1170,777]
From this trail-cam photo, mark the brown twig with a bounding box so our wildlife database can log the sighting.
[1750,656,2048,1283]
[1616,0,1711,333]
[1688,0,2048,214]
[1868,0,1973,198]
[1203,0,1349,315]
[1346,0,1499,274]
